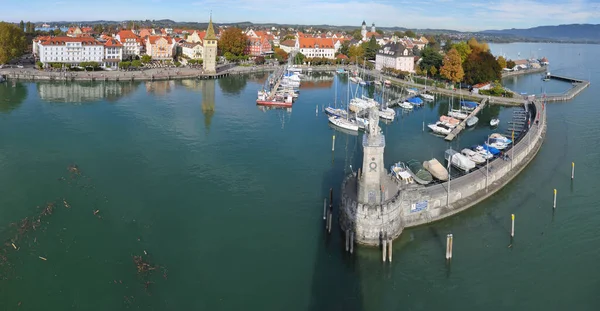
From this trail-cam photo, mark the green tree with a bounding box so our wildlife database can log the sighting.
[218,27,248,56]
[131,60,142,68]
[0,22,26,64]
[19,20,24,31]
[93,24,103,33]
[496,55,507,69]
[282,34,295,41]
[361,36,380,60]
[348,45,364,60]
[376,29,383,35]
[393,31,405,38]
[429,66,437,77]
[141,55,152,63]
[25,21,32,33]
[451,41,472,63]
[294,52,305,64]
[419,46,443,73]
[443,39,453,52]
[351,29,362,40]
[440,48,464,83]
[462,51,501,85]
[506,59,516,69]
[339,41,350,56]
[405,30,416,38]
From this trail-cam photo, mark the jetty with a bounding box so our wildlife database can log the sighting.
[542,75,591,102]
[444,98,489,141]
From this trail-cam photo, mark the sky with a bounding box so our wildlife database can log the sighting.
[1,0,599,31]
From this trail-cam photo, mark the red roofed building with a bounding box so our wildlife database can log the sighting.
[116,30,142,57]
[146,36,175,60]
[244,29,273,56]
[32,36,51,56]
[297,37,336,59]
[103,39,123,68]
[35,36,104,66]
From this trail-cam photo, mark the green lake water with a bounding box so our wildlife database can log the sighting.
[0,43,599,310]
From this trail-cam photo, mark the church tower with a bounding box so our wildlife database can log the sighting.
[361,20,367,41]
[357,107,386,205]
[203,15,217,74]
[371,23,376,33]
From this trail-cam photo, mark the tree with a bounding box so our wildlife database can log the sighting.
[93,24,103,33]
[440,48,464,83]
[19,20,24,31]
[348,45,364,60]
[294,52,305,64]
[25,21,32,33]
[282,34,295,41]
[412,46,421,57]
[496,55,507,69]
[393,31,405,38]
[141,55,152,63]
[361,36,380,60]
[131,60,142,68]
[219,27,248,56]
[467,37,489,53]
[274,48,288,63]
[419,46,443,73]
[376,29,383,35]
[339,41,350,56]
[443,39,453,52]
[451,41,472,63]
[425,35,438,50]
[506,59,516,69]
[351,29,362,40]
[405,30,416,38]
[0,22,26,64]
[429,66,437,77]
[462,51,501,85]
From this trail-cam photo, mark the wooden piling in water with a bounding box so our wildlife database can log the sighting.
[446,234,453,260]
[511,214,515,237]
[350,231,354,254]
[571,162,575,180]
[382,239,387,262]
[345,229,349,252]
[388,239,392,262]
[332,135,335,151]
[323,198,326,220]
[553,189,557,209]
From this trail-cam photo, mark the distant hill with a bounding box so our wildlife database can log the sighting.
[481,24,600,42]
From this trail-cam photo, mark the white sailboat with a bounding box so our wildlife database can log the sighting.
[428,122,452,135]
[328,72,359,132]
[378,83,395,121]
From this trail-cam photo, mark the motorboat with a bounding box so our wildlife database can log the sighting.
[460,100,478,111]
[391,162,414,184]
[445,149,476,172]
[490,118,500,127]
[398,102,414,110]
[472,145,494,159]
[328,116,359,132]
[407,160,433,185]
[490,133,512,144]
[461,148,486,164]
[440,115,460,127]
[428,122,452,135]
[256,93,293,108]
[355,117,369,130]
[487,139,508,150]
[420,93,435,101]
[379,107,396,121]
[466,116,479,127]
[481,143,501,155]
[325,107,348,119]
[448,109,469,120]
[423,158,448,181]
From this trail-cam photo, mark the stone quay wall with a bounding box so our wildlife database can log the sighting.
[339,100,546,246]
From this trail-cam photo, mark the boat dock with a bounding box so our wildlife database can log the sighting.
[542,75,590,102]
[444,98,489,141]
[264,66,286,97]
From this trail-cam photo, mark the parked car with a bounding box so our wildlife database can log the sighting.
[17,65,24,68]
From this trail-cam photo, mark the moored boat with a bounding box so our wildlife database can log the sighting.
[407,97,424,106]
[391,162,414,183]
[325,107,348,118]
[407,160,433,185]
[423,158,448,181]
[460,100,478,111]
[420,93,435,101]
[445,149,476,172]
[448,109,469,120]
[256,93,293,108]
[428,122,452,135]
[398,102,414,110]
[461,148,486,164]
[466,116,479,127]
[490,118,500,127]
[490,133,512,144]
[440,115,460,127]
[379,107,395,120]
[472,145,494,159]
[328,116,359,132]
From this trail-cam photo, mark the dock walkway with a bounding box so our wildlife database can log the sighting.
[445,98,488,141]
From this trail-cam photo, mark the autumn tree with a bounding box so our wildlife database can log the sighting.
[274,48,288,63]
[467,37,489,53]
[348,45,364,63]
[462,51,501,85]
[0,22,26,64]
[496,55,507,69]
[219,27,248,56]
[506,59,516,69]
[429,66,437,77]
[451,41,472,63]
[440,48,464,83]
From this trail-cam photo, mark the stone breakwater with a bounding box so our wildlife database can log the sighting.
[340,100,546,246]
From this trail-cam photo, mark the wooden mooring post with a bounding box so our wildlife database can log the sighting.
[445,234,453,260]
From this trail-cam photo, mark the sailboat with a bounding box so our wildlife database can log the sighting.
[448,93,468,120]
[420,75,435,101]
[328,72,360,132]
[324,74,348,118]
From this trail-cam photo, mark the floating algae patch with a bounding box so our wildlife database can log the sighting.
[0,164,168,309]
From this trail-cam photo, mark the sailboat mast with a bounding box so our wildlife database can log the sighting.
[347,72,350,120]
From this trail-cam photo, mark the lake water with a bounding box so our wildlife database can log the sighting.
[0,43,598,310]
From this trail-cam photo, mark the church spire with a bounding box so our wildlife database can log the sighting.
[205,13,217,40]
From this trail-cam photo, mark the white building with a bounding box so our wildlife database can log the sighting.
[103,39,123,69]
[115,30,141,58]
[375,42,415,73]
[36,36,104,66]
[296,37,336,59]
[180,42,203,59]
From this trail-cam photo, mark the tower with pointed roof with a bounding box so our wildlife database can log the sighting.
[361,21,367,41]
[203,14,217,74]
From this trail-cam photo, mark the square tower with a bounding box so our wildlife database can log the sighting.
[203,16,217,74]
[357,107,386,205]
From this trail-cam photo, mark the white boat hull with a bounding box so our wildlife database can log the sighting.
[328,116,359,132]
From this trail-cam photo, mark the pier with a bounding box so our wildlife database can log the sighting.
[542,75,591,102]
[501,67,546,78]
[445,98,490,141]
